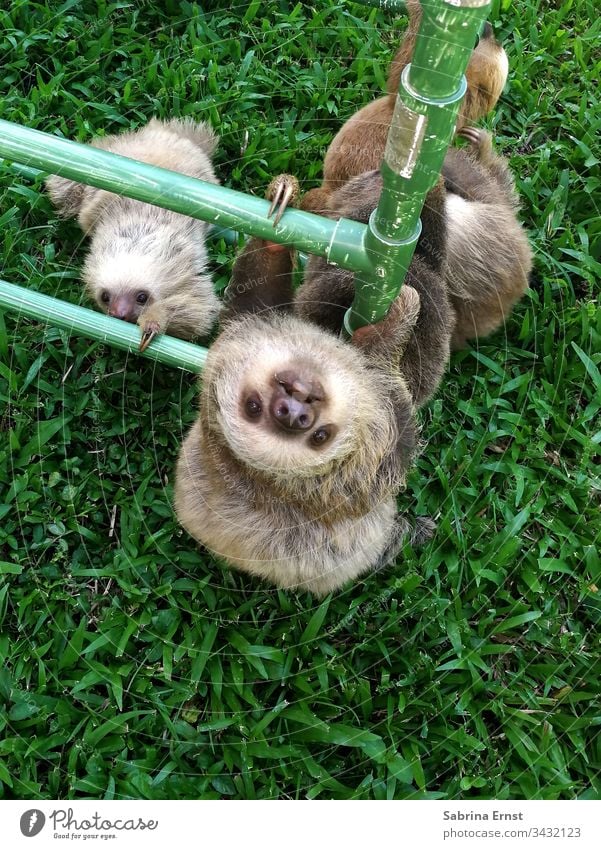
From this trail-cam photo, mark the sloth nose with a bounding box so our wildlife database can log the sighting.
[270,371,324,431]
[269,393,316,431]
[108,295,137,323]
[274,371,324,401]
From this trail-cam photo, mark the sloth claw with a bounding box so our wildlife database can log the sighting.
[456,126,492,156]
[456,126,482,145]
[139,321,161,352]
[266,174,300,226]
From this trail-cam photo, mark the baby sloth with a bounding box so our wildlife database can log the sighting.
[175,173,453,597]
[46,118,221,351]
[175,296,433,597]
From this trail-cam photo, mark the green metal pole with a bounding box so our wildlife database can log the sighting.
[0,279,207,373]
[0,158,307,262]
[0,158,240,245]
[345,0,491,333]
[0,120,369,274]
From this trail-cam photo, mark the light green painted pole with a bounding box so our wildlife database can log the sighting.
[345,0,491,332]
[0,279,207,373]
[0,159,290,258]
[0,120,369,274]
[0,158,239,245]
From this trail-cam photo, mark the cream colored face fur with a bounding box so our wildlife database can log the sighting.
[207,316,383,476]
[46,118,221,339]
[81,200,210,317]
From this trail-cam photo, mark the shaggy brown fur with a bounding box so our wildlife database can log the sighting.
[296,129,532,351]
[221,237,295,318]
[301,2,509,213]
[175,288,437,596]
[174,167,452,595]
[440,127,533,347]
[46,118,221,349]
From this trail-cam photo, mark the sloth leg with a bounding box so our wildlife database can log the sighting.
[374,514,436,571]
[220,175,301,322]
[222,237,295,320]
[455,127,517,199]
[456,125,492,158]
[351,285,421,359]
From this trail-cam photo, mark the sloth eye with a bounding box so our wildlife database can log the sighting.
[310,427,331,447]
[100,291,110,304]
[244,396,262,419]
[136,291,149,305]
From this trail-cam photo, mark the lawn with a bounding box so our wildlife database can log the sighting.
[0,0,599,800]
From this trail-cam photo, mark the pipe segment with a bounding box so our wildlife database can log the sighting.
[0,119,369,274]
[345,0,491,333]
[0,279,207,373]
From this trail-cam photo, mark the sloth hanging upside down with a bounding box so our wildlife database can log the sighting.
[174,118,532,595]
[46,118,221,352]
[174,175,453,596]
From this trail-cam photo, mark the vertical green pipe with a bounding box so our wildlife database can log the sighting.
[345,0,491,333]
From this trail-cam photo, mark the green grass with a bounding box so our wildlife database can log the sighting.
[0,0,599,800]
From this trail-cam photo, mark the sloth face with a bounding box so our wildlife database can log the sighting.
[92,281,154,324]
[85,249,160,324]
[231,358,352,475]
[239,364,340,456]
[208,318,369,476]
[83,227,190,324]
[82,201,200,326]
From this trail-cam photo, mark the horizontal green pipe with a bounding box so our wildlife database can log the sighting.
[0,279,207,373]
[0,154,238,245]
[0,120,369,273]
[0,158,308,265]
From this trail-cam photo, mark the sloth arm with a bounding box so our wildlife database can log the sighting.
[220,236,295,322]
[353,259,453,409]
[221,175,301,323]
[397,261,454,407]
[137,290,217,350]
